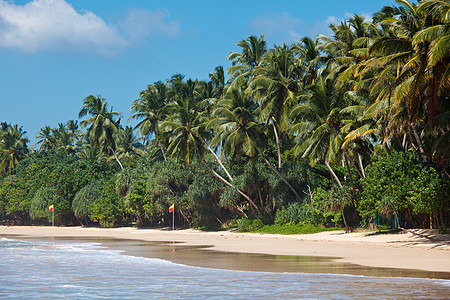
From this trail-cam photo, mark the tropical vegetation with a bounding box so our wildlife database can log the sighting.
[0,0,448,232]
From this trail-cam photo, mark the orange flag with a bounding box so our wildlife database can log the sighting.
[169,204,174,213]
[49,205,54,212]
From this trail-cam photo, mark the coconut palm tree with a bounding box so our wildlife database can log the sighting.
[291,77,353,188]
[34,126,56,152]
[159,77,209,168]
[0,124,29,175]
[227,34,267,89]
[209,86,301,199]
[209,66,226,99]
[130,81,169,160]
[248,43,304,168]
[115,126,146,160]
[78,95,123,169]
[66,120,82,142]
[52,123,76,154]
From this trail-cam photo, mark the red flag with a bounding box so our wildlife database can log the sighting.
[49,205,54,212]
[169,204,174,213]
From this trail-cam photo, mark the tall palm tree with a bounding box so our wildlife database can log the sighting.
[78,95,123,169]
[34,125,56,152]
[130,81,169,160]
[159,78,209,168]
[209,86,301,199]
[364,0,450,171]
[208,87,264,164]
[300,36,325,86]
[248,43,304,168]
[227,34,267,89]
[0,124,29,175]
[66,120,82,143]
[291,77,352,188]
[52,123,75,154]
[115,126,146,160]
[209,66,225,99]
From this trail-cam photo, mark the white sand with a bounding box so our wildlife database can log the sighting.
[1,226,449,272]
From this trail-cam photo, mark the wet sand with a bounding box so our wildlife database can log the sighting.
[1,226,449,277]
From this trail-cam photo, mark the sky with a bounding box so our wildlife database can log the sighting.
[0,0,396,147]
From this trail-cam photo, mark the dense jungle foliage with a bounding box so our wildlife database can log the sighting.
[1,0,449,231]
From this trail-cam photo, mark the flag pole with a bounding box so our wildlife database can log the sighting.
[172,206,174,231]
[52,209,54,227]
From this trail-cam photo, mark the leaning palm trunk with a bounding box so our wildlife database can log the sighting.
[271,119,282,169]
[345,151,363,179]
[410,124,428,162]
[109,146,124,170]
[341,208,349,231]
[260,155,300,199]
[358,153,366,178]
[325,161,343,189]
[202,139,233,182]
[158,140,167,161]
[201,160,260,214]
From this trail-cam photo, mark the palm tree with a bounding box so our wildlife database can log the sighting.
[34,126,56,151]
[227,34,267,89]
[77,144,107,165]
[159,77,209,168]
[66,120,82,142]
[300,36,325,86]
[248,43,304,168]
[208,87,264,165]
[130,81,169,160]
[52,123,75,154]
[209,86,301,199]
[0,124,29,175]
[115,126,146,160]
[78,95,123,169]
[291,77,351,188]
[209,65,225,99]
[363,0,450,172]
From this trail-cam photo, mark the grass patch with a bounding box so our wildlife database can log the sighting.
[253,223,341,235]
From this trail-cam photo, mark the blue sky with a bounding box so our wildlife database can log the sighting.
[0,0,395,146]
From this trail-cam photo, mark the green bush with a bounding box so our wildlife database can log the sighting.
[89,178,124,227]
[236,218,265,232]
[360,151,450,228]
[252,219,264,230]
[73,183,98,225]
[275,207,288,225]
[237,218,253,232]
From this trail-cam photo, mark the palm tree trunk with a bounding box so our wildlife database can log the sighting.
[358,153,366,178]
[325,161,343,189]
[158,140,167,161]
[202,139,233,182]
[202,160,259,213]
[443,168,450,179]
[271,118,282,169]
[347,151,363,179]
[410,124,428,162]
[344,153,354,191]
[407,126,420,157]
[260,155,300,199]
[109,146,124,170]
[341,208,349,231]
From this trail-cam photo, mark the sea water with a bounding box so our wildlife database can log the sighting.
[0,238,449,299]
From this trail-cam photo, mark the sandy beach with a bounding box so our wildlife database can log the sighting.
[1,226,449,274]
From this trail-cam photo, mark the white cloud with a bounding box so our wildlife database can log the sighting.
[121,8,181,44]
[250,12,303,44]
[0,0,181,56]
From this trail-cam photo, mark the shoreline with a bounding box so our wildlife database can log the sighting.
[1,226,449,275]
